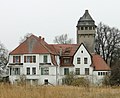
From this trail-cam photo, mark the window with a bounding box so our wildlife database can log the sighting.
[81,51,83,53]
[98,72,108,76]
[43,55,47,63]
[85,68,89,75]
[14,68,20,75]
[75,68,80,75]
[84,58,88,64]
[27,67,30,75]
[32,67,36,75]
[11,68,20,75]
[13,56,21,63]
[89,27,92,30]
[81,27,84,30]
[77,58,80,64]
[44,79,48,85]
[98,72,100,76]
[106,72,108,75]
[41,67,49,75]
[26,56,31,63]
[33,56,36,63]
[103,72,106,75]
[24,56,36,63]
[63,58,70,64]
[85,27,88,30]
[64,68,69,75]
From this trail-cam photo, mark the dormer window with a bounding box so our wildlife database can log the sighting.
[63,57,70,64]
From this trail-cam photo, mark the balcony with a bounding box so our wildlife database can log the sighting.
[39,63,51,65]
[9,63,23,65]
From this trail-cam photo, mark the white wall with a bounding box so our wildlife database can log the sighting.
[73,44,92,75]
[8,53,60,85]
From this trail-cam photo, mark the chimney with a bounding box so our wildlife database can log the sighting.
[39,36,41,39]
[42,38,44,41]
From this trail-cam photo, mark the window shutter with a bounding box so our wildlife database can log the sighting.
[30,56,32,63]
[13,56,15,63]
[24,56,26,63]
[19,56,21,63]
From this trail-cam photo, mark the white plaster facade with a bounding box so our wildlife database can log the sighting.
[8,43,110,85]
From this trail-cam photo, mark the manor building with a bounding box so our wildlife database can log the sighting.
[7,10,110,85]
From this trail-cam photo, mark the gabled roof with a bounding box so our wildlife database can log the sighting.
[10,35,55,55]
[10,34,110,71]
[92,54,111,71]
[51,44,79,56]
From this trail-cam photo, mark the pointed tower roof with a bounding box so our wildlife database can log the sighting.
[77,10,96,27]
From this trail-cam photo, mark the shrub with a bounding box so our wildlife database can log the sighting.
[62,71,90,87]
[102,75,110,86]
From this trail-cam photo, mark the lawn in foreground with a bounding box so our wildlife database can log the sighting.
[0,84,120,98]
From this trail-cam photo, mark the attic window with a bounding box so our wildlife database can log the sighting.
[63,58,70,64]
[81,50,83,53]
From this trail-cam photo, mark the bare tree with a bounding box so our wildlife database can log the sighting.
[0,42,8,78]
[19,33,33,44]
[53,34,73,44]
[0,42,8,66]
[95,22,120,66]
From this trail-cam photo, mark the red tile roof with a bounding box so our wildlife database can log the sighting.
[92,54,111,71]
[51,44,79,56]
[10,34,111,71]
[10,35,55,55]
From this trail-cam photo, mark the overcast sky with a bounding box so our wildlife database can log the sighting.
[0,0,120,51]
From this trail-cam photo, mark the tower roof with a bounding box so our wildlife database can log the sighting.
[77,10,96,27]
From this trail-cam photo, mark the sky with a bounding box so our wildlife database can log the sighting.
[0,0,120,51]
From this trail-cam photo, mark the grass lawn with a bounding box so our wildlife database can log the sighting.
[0,83,120,98]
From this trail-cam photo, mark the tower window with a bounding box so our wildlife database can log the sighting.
[81,27,84,30]
[89,27,92,30]
[85,27,88,30]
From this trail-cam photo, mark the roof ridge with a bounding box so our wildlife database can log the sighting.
[35,36,53,54]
